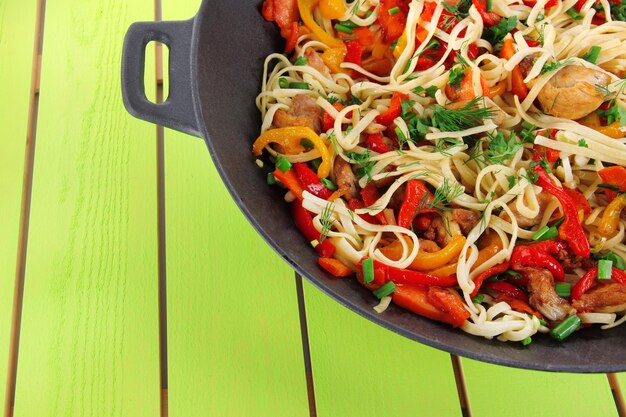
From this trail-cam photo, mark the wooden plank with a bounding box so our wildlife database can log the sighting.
[463,358,619,417]
[303,281,463,417]
[0,1,38,414]
[161,2,310,417]
[12,0,161,416]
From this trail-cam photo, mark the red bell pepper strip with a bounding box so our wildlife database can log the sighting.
[375,92,407,126]
[293,163,333,199]
[291,199,336,257]
[470,261,510,297]
[273,168,304,200]
[598,166,626,202]
[339,26,376,47]
[347,198,380,224]
[534,166,590,258]
[510,240,566,281]
[563,187,592,216]
[365,133,393,153]
[378,0,408,43]
[397,180,434,229]
[356,259,387,290]
[472,0,502,25]
[284,22,299,53]
[427,287,471,327]
[344,39,363,66]
[358,259,458,287]
[575,0,587,11]
[532,144,560,163]
[361,184,388,225]
[322,102,348,132]
[318,257,353,277]
[483,281,529,303]
[525,39,541,47]
[572,267,626,300]
[393,285,468,327]
[262,0,299,41]
[524,0,558,7]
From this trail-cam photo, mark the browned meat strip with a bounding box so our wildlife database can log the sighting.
[503,192,552,228]
[333,157,359,199]
[423,213,462,247]
[519,267,576,322]
[573,282,626,314]
[555,248,597,273]
[273,94,323,134]
[419,238,441,253]
[304,49,329,77]
[519,56,534,78]
[386,183,406,211]
[452,209,481,235]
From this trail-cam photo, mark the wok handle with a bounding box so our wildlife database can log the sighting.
[121,19,201,137]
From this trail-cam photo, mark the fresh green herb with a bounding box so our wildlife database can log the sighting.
[325,95,340,105]
[552,217,566,228]
[395,127,409,149]
[275,155,292,172]
[321,178,337,191]
[362,258,374,284]
[267,172,277,185]
[373,281,397,299]
[598,259,613,279]
[581,46,601,64]
[428,178,465,211]
[339,20,358,28]
[486,0,493,12]
[596,252,626,270]
[334,23,354,34]
[540,59,573,75]
[388,6,400,15]
[532,225,558,241]
[578,138,589,148]
[539,318,548,326]
[350,0,362,16]
[507,175,516,189]
[319,203,335,243]
[472,294,485,304]
[523,167,539,183]
[598,183,621,191]
[470,130,522,167]
[567,7,584,19]
[521,336,532,346]
[611,0,626,20]
[550,315,581,341]
[413,85,439,98]
[441,0,472,21]
[344,94,363,106]
[289,81,310,90]
[346,150,375,181]
[365,9,373,18]
[433,137,464,156]
[555,282,571,297]
[431,97,495,132]
[310,158,322,170]
[505,270,523,279]
[278,77,289,89]
[448,66,465,89]
[300,138,315,149]
[519,122,537,143]
[295,56,307,66]
[484,16,518,45]
[598,102,626,127]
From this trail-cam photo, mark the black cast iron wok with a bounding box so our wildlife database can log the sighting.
[121,0,626,372]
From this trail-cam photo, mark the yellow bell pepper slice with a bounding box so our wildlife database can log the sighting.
[319,0,346,20]
[321,46,347,73]
[252,127,331,178]
[380,235,466,271]
[597,193,626,237]
[298,0,344,48]
[428,232,503,277]
[579,113,624,139]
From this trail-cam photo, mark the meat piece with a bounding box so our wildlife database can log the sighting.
[373,163,398,188]
[537,65,611,120]
[386,183,406,211]
[519,56,534,78]
[304,49,330,77]
[451,209,480,235]
[423,213,462,247]
[273,94,323,134]
[333,157,359,199]
[419,238,441,253]
[555,248,597,273]
[572,282,626,313]
[521,267,576,322]
[262,0,298,39]
[503,192,552,228]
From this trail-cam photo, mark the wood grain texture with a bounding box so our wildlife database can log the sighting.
[0,1,38,413]
[161,2,310,417]
[12,1,161,416]
[303,281,463,417]
[463,358,619,417]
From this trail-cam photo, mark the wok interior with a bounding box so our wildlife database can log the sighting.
[190,1,626,372]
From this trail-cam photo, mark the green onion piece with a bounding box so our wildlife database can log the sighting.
[472,294,485,304]
[598,259,613,279]
[310,240,319,248]
[582,46,601,64]
[373,281,397,299]
[288,82,310,90]
[390,41,398,50]
[486,0,493,12]
[554,282,571,297]
[311,158,322,170]
[550,315,581,341]
[552,217,566,228]
[340,20,358,28]
[275,155,292,173]
[539,318,548,326]
[300,138,315,149]
[531,225,558,241]
[365,10,373,18]
[295,56,307,66]
[267,172,277,185]
[334,23,354,34]
[521,336,532,346]
[598,183,621,191]
[278,77,289,89]
[505,270,522,279]
[388,6,400,15]
[321,178,337,191]
[596,252,626,271]
[567,7,584,19]
[362,258,375,284]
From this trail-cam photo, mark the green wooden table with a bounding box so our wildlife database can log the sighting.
[1,1,626,416]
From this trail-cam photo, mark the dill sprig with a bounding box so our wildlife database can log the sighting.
[428,178,465,211]
[595,78,626,126]
[540,58,574,75]
[319,203,335,243]
[431,97,495,132]
[469,130,522,168]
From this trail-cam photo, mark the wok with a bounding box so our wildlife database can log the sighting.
[121,0,626,372]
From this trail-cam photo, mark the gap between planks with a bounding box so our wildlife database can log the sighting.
[450,355,472,417]
[608,374,626,417]
[3,0,46,416]
[295,274,319,417]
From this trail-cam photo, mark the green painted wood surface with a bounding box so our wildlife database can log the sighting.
[162,2,310,417]
[0,1,37,413]
[12,1,161,416]
[618,373,626,399]
[463,359,618,417]
[303,281,462,417]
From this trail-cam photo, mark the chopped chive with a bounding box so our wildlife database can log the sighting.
[310,239,319,248]
[278,77,289,88]
[321,178,337,191]
[288,82,310,90]
[334,23,354,34]
[388,6,400,15]
[582,46,601,64]
[373,281,397,299]
[390,41,398,50]
[295,56,307,66]
[340,20,358,28]
[567,7,584,19]
[275,155,292,173]
[505,270,522,279]
[555,282,571,297]
[362,258,374,284]
[598,259,613,279]
[598,183,621,191]
[550,315,581,341]
[539,318,548,326]
[300,138,315,149]
[486,0,493,12]
[472,294,485,304]
[552,217,566,228]
[596,252,626,271]
[366,10,373,18]
[267,172,277,185]
[531,225,558,241]
[521,336,532,346]
[311,158,322,170]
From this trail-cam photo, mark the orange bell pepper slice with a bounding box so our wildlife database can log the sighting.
[500,38,528,100]
[380,235,467,271]
[318,257,353,277]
